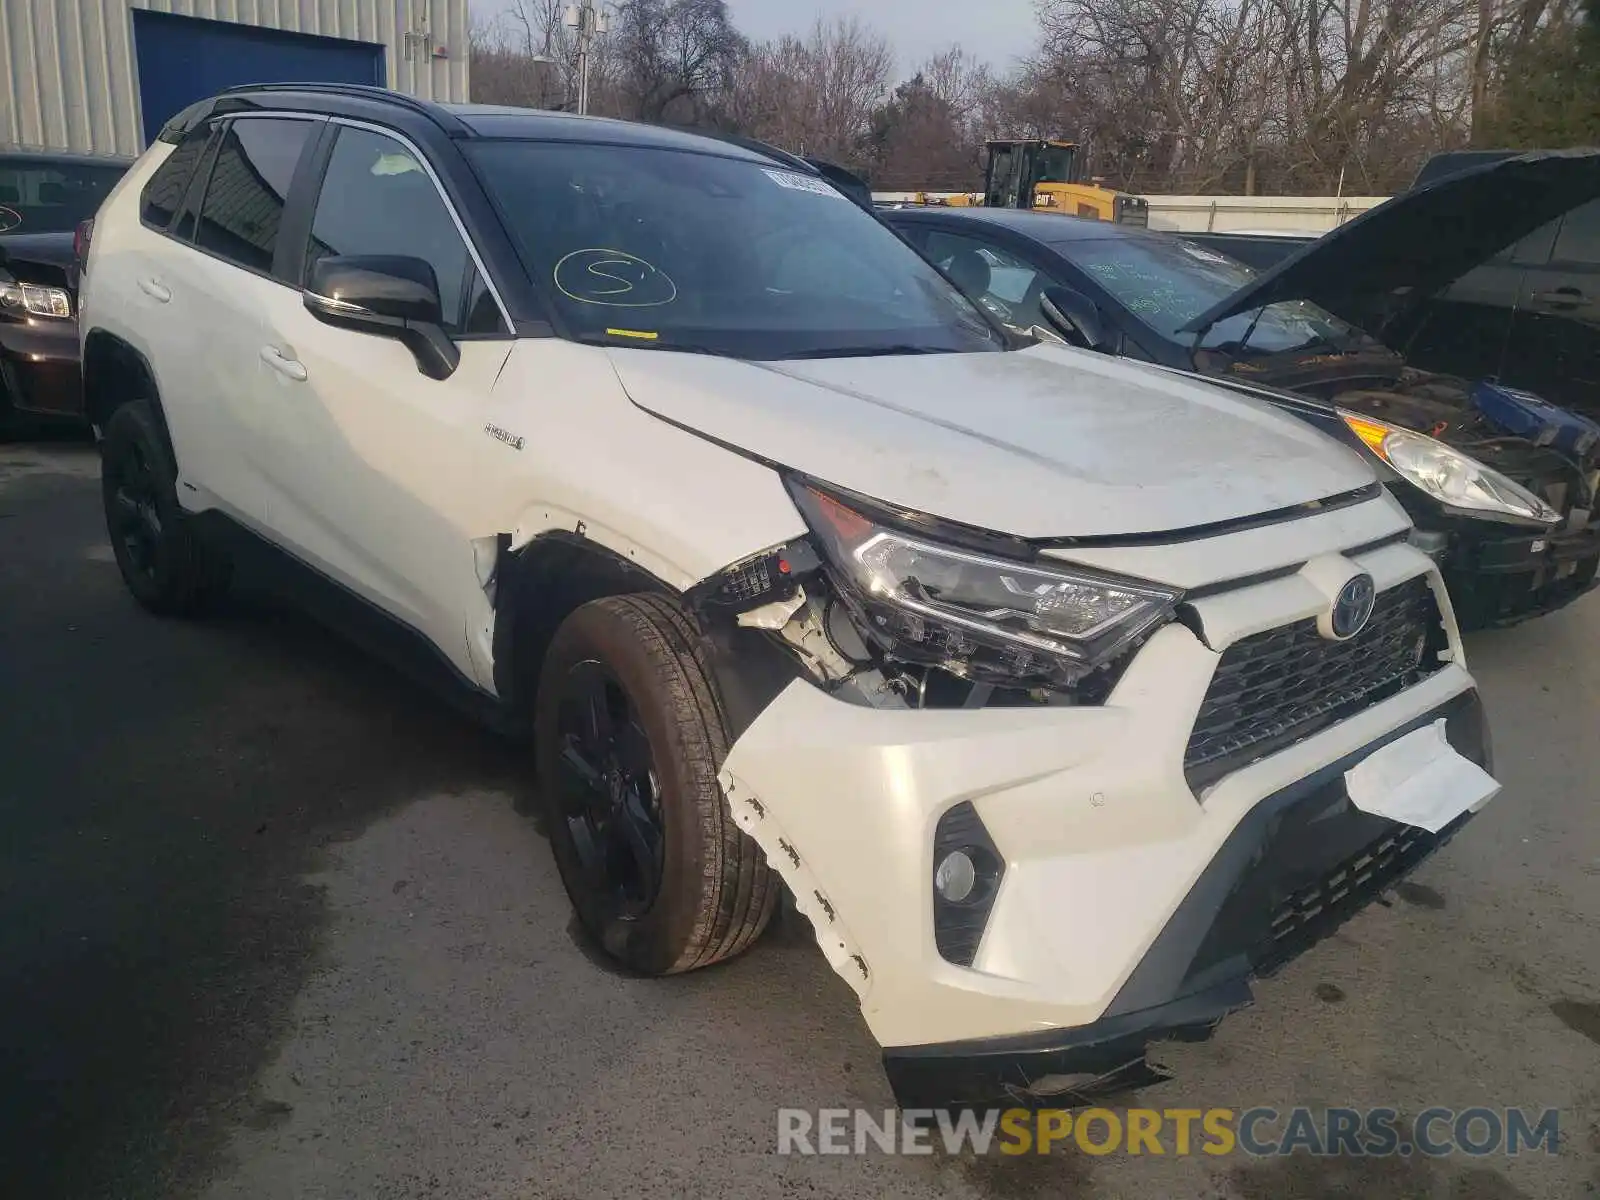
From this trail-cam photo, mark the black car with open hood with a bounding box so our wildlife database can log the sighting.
[1181,150,1600,342]
[880,193,1600,629]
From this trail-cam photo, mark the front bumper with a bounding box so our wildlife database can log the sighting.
[719,537,1494,1106]
[883,689,1489,1109]
[1443,519,1600,628]
[0,315,82,418]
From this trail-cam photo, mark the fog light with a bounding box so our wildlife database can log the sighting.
[934,850,977,903]
[932,802,1004,966]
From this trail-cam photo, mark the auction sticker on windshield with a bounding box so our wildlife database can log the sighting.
[763,169,844,199]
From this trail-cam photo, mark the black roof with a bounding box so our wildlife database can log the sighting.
[166,84,776,164]
[880,205,1147,244]
[442,104,776,160]
[0,145,134,168]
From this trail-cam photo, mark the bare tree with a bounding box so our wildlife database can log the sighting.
[722,19,894,167]
[469,8,569,108]
[476,0,1592,198]
[611,0,745,122]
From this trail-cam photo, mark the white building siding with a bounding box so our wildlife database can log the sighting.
[1,0,470,156]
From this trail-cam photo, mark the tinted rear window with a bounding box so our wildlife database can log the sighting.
[0,158,126,234]
[141,134,210,231]
[194,118,316,277]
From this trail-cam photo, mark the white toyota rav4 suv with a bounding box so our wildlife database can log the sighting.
[80,85,1499,1108]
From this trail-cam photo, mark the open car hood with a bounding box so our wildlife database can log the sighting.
[1182,149,1600,335]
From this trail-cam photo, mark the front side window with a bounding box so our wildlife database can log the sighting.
[1032,144,1077,186]
[1058,234,1364,356]
[194,118,316,276]
[921,229,1048,335]
[467,140,1003,359]
[0,157,126,234]
[306,126,495,335]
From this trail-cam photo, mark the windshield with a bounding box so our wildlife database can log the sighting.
[0,158,126,234]
[1034,145,1077,185]
[1057,234,1366,356]
[467,141,1004,359]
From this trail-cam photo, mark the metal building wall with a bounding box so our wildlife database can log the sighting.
[1,0,471,156]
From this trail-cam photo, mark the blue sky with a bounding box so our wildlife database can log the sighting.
[471,0,1041,76]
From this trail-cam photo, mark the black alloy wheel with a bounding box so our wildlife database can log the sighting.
[551,659,666,920]
[105,435,164,588]
[534,595,778,975]
[98,400,230,615]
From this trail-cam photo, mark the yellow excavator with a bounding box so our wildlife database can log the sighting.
[919,139,1149,225]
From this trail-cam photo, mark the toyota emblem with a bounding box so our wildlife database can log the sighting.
[1329,573,1377,640]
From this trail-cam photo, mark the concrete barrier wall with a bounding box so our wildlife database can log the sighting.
[873,192,1391,235]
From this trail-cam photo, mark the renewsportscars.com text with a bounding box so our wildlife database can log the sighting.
[777,1107,1561,1158]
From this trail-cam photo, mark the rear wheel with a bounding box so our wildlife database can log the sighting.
[100,401,230,615]
[535,594,777,974]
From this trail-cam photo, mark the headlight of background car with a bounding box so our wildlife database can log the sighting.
[0,281,72,319]
[1340,410,1560,525]
[789,480,1181,689]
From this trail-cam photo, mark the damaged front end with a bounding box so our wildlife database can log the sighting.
[684,484,1197,1105]
[689,477,1179,731]
[689,486,1494,1108]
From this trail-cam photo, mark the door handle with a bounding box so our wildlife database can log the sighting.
[138,278,171,303]
[1531,287,1586,310]
[259,346,308,382]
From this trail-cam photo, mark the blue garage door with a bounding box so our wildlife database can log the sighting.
[133,10,384,144]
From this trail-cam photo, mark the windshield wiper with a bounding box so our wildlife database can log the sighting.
[573,332,726,356]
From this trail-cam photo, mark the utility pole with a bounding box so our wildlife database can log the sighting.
[564,2,610,116]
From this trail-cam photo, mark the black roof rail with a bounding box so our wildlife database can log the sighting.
[661,126,816,172]
[214,82,470,135]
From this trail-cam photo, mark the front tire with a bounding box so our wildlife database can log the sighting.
[535,594,778,975]
[100,401,230,615]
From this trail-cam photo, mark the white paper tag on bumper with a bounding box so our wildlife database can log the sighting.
[1344,719,1500,834]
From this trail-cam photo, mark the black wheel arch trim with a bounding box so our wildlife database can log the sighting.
[81,330,177,462]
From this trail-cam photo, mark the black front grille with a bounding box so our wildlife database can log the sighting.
[1185,577,1445,790]
[1257,822,1433,976]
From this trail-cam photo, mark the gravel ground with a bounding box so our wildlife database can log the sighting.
[2,440,1597,1200]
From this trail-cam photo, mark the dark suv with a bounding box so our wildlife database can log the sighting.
[0,147,131,434]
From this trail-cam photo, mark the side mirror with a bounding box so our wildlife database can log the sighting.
[302,254,460,380]
[1040,286,1113,353]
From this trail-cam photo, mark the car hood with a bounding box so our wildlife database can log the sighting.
[0,231,76,291]
[1183,149,1600,335]
[608,343,1374,539]
[0,231,74,270]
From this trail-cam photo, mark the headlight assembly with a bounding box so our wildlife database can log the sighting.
[0,281,72,319]
[1340,411,1560,525]
[788,480,1181,689]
